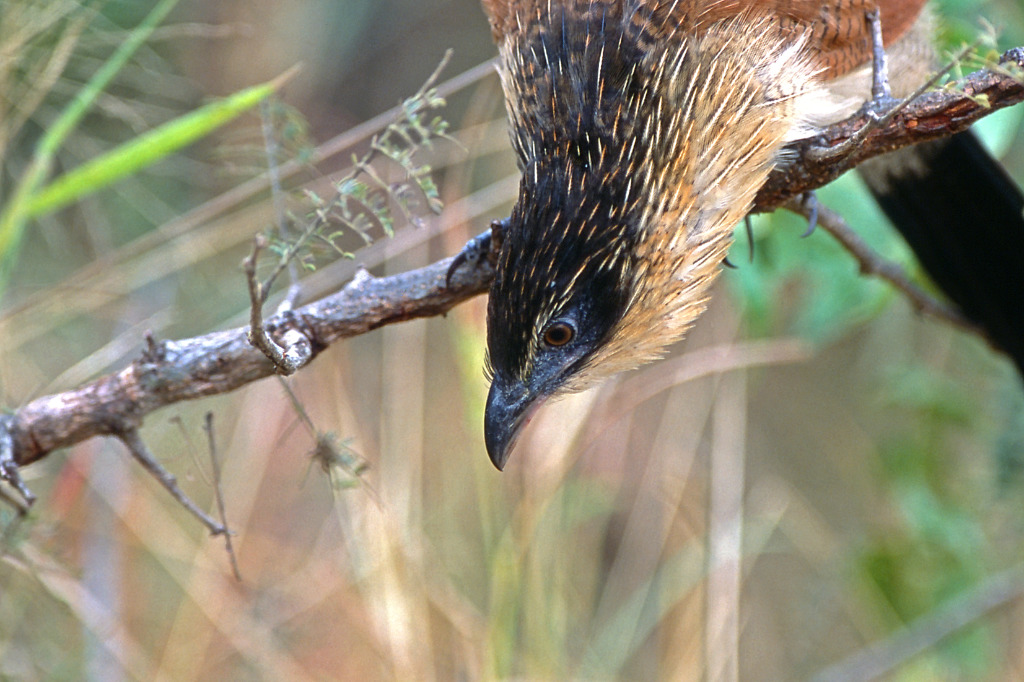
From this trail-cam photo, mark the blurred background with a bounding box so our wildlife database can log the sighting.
[2,0,1024,679]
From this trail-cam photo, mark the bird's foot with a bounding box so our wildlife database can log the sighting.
[445,218,508,288]
[800,192,819,238]
[864,9,899,113]
[809,10,902,164]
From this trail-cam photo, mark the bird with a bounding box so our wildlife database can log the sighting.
[450,0,1024,469]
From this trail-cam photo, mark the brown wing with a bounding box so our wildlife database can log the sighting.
[480,0,929,78]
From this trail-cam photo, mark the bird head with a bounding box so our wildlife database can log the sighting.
[484,154,635,469]
[482,148,732,468]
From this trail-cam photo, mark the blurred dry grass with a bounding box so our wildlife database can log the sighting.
[2,0,1024,680]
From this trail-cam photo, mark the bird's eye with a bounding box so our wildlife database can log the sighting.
[542,321,575,347]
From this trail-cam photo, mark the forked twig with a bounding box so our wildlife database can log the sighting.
[119,428,227,536]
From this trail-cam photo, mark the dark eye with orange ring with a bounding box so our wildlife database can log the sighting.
[542,321,575,347]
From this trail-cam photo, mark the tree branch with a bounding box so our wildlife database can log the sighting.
[754,48,1024,212]
[2,48,1022,485]
[8,255,492,469]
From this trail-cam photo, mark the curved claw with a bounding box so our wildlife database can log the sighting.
[445,218,509,289]
[724,216,755,269]
[744,215,755,263]
[800,193,819,238]
[446,232,492,288]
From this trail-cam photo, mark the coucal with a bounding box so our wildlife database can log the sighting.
[452,0,1024,469]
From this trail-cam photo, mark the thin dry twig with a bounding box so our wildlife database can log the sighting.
[203,413,241,580]
[244,234,312,375]
[785,197,981,336]
[259,98,302,309]
[118,428,226,535]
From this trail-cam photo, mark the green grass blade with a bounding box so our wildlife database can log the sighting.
[0,0,181,282]
[26,73,291,219]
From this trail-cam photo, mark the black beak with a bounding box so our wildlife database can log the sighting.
[484,379,542,470]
